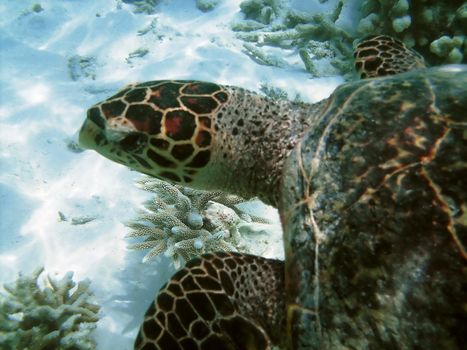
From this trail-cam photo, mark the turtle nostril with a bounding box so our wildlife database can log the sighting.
[119,133,147,152]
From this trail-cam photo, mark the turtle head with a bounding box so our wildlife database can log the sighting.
[79,79,313,205]
[79,80,229,188]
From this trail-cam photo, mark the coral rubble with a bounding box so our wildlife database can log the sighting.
[126,177,271,268]
[0,267,100,350]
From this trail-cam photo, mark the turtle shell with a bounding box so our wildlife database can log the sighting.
[280,65,467,349]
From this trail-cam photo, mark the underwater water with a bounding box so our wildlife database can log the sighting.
[1,0,465,349]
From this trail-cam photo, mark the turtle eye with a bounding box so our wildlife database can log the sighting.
[119,133,147,152]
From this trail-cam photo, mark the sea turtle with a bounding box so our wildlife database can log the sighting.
[78,35,467,349]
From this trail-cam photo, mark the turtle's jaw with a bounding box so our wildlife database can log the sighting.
[78,117,128,166]
[78,118,100,151]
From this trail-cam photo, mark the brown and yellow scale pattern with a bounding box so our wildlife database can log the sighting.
[135,252,285,350]
[85,81,229,184]
[78,36,467,350]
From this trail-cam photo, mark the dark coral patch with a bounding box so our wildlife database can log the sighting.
[180,96,218,114]
[101,100,126,119]
[124,88,148,103]
[195,130,212,148]
[214,91,228,103]
[187,150,211,168]
[149,83,182,109]
[147,149,177,168]
[182,82,220,95]
[150,137,170,150]
[171,144,195,161]
[126,104,162,134]
[165,110,197,141]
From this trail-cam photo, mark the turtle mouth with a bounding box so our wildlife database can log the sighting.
[78,118,101,150]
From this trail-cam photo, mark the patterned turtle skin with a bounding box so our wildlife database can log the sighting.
[354,35,425,78]
[78,37,467,349]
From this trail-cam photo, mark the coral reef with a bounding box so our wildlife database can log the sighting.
[233,0,466,76]
[233,0,353,76]
[196,0,222,12]
[357,0,466,64]
[126,177,272,268]
[239,0,286,24]
[0,267,100,350]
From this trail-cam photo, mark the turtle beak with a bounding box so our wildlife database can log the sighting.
[78,106,109,150]
[78,118,101,150]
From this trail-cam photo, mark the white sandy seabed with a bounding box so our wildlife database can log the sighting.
[0,0,345,348]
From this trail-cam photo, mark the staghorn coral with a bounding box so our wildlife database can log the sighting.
[126,177,272,268]
[0,267,100,350]
[233,0,353,76]
[239,0,286,24]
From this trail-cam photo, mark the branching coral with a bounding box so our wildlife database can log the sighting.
[233,0,353,76]
[239,0,286,24]
[126,177,272,268]
[0,267,100,350]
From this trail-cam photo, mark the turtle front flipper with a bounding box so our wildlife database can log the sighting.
[354,35,426,78]
[135,252,286,350]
